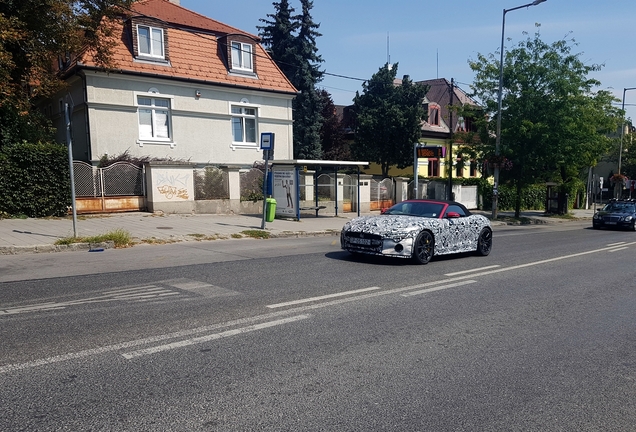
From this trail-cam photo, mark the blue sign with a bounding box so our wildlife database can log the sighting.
[260,132,274,150]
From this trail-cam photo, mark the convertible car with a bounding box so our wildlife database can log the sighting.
[341,199,492,264]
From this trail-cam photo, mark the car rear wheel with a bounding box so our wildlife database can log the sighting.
[412,230,434,264]
[476,227,492,256]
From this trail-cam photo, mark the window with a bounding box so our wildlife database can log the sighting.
[231,42,253,71]
[429,105,440,126]
[446,205,467,217]
[428,159,439,177]
[457,116,465,132]
[137,25,164,59]
[231,105,257,144]
[455,159,464,177]
[469,160,477,177]
[138,96,170,140]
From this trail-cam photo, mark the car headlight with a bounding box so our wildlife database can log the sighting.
[593,213,600,220]
[623,215,633,222]
[392,227,419,242]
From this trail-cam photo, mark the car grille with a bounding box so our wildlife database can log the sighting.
[343,232,383,253]
[602,216,621,222]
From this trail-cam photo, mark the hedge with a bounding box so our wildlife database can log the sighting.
[0,142,71,217]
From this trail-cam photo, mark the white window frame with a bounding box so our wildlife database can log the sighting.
[134,91,175,148]
[230,41,253,72]
[137,25,165,59]
[230,103,259,148]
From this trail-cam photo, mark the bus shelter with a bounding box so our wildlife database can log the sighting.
[269,159,369,220]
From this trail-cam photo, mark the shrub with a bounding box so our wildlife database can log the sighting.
[194,166,229,200]
[0,141,70,217]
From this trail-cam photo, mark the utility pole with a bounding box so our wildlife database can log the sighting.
[448,78,454,201]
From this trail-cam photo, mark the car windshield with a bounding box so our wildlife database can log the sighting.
[383,202,444,218]
[603,202,636,213]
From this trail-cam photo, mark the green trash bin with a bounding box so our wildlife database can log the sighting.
[265,197,277,222]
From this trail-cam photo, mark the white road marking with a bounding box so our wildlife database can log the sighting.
[445,265,500,276]
[606,242,627,247]
[5,241,636,372]
[401,280,478,297]
[266,287,382,309]
[121,315,310,359]
[0,285,181,315]
[608,247,629,252]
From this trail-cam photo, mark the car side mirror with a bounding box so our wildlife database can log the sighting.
[446,211,461,218]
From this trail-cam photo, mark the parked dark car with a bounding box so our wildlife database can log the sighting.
[592,199,636,231]
[341,199,492,264]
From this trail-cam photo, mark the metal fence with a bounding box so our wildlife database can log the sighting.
[239,168,263,201]
[73,161,145,197]
[194,166,230,200]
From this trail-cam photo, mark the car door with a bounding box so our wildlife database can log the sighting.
[445,204,470,252]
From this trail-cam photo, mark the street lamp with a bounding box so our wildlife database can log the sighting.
[618,87,636,176]
[492,0,547,219]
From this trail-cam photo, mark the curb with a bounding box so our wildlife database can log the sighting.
[0,241,114,256]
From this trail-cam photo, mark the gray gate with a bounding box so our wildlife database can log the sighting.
[73,161,146,212]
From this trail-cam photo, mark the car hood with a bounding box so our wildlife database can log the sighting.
[596,210,634,217]
[342,215,440,236]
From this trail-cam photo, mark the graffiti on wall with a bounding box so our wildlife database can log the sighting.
[156,172,190,200]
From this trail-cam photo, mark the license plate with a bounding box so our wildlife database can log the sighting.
[606,221,617,225]
[349,237,372,245]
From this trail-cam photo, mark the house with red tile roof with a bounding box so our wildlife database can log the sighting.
[46,0,297,166]
[415,78,481,179]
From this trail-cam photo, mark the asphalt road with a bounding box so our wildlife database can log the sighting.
[1,220,635,431]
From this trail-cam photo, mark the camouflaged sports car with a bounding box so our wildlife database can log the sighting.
[341,199,492,264]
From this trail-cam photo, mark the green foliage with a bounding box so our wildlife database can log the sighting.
[240,229,271,239]
[259,0,324,160]
[0,104,55,149]
[352,64,428,177]
[0,0,134,113]
[0,141,70,217]
[55,228,132,248]
[319,90,350,160]
[195,166,230,200]
[469,25,621,216]
[239,168,264,201]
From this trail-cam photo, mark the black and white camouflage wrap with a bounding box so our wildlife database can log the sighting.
[341,214,491,259]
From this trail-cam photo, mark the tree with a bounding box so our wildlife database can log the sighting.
[352,63,428,177]
[469,26,621,216]
[259,0,324,160]
[0,0,133,146]
[257,0,298,82]
[318,89,349,160]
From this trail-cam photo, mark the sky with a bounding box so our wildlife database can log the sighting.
[180,0,636,122]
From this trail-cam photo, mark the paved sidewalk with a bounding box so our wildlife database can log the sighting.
[0,208,594,255]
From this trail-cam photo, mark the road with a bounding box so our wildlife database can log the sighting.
[1,220,635,431]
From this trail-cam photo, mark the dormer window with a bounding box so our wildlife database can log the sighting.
[429,104,440,126]
[137,25,164,59]
[231,41,253,72]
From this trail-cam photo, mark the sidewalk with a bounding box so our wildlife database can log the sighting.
[0,208,594,255]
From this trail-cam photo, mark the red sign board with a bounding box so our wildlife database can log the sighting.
[416,146,444,158]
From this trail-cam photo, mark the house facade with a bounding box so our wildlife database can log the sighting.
[45,0,297,167]
[359,78,482,180]
[415,78,481,180]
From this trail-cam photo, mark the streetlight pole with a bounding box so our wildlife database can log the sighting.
[618,87,636,176]
[492,0,547,219]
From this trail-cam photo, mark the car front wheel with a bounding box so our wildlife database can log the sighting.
[412,230,434,264]
[476,227,493,256]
